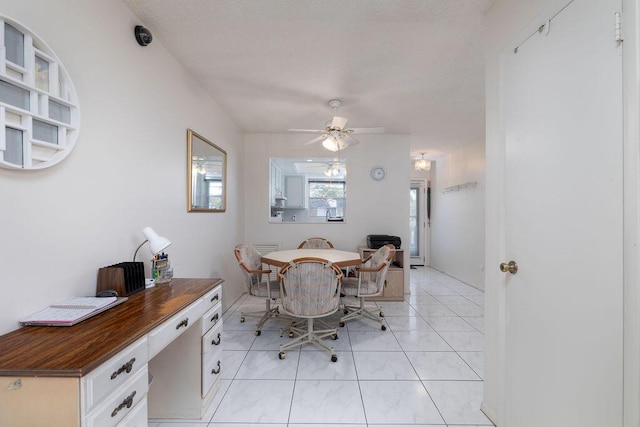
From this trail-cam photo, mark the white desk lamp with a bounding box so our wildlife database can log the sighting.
[133,226,172,261]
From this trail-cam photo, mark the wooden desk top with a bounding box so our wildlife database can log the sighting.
[261,248,362,268]
[0,278,222,378]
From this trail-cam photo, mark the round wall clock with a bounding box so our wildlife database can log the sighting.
[370,165,386,181]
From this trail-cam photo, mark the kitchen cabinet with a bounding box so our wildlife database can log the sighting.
[285,175,306,208]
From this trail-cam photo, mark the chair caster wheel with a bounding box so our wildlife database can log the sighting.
[331,355,338,362]
[255,330,261,336]
[344,309,349,315]
[288,331,294,338]
[240,317,245,323]
[279,352,286,360]
[339,322,345,327]
[332,333,338,340]
[379,312,384,317]
[381,325,387,331]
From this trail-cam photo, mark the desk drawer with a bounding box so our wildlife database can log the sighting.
[202,353,222,397]
[83,337,148,415]
[84,365,148,427]
[202,320,223,366]
[148,299,204,359]
[201,303,222,335]
[202,285,222,313]
[116,396,147,427]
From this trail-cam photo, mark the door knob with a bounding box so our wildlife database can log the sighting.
[499,261,518,274]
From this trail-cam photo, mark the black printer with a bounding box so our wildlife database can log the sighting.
[366,235,401,249]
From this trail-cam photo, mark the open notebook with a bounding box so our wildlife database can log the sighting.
[19,296,128,326]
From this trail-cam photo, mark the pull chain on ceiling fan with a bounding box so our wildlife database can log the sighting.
[287,99,385,152]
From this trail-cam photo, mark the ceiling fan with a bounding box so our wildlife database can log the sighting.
[287,99,385,152]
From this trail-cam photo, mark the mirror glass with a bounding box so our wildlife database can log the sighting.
[188,129,226,212]
[269,157,347,223]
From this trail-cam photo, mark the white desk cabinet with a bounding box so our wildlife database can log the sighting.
[0,278,223,427]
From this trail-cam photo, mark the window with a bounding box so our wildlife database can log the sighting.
[269,157,347,223]
[0,16,79,169]
[308,180,346,218]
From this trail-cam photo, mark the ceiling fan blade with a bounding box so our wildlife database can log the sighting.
[343,134,360,147]
[287,128,325,133]
[350,127,385,134]
[331,116,348,130]
[304,134,328,145]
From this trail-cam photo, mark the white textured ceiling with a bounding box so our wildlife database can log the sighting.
[122,0,491,158]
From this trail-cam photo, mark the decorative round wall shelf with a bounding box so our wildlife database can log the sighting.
[0,15,80,170]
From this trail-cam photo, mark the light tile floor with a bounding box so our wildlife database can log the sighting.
[150,266,494,427]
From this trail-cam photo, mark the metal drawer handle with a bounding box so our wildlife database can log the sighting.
[212,333,221,346]
[110,358,136,380]
[211,360,221,375]
[211,313,219,323]
[211,294,219,302]
[111,390,137,417]
[176,318,189,329]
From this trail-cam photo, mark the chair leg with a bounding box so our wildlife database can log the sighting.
[240,298,280,336]
[340,297,386,330]
[279,318,338,362]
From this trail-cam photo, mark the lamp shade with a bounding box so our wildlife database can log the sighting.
[414,153,431,171]
[142,227,172,255]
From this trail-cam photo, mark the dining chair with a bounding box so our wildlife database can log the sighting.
[234,243,282,336]
[297,237,335,249]
[277,257,343,362]
[339,244,395,330]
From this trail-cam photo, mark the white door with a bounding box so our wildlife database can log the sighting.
[502,1,623,425]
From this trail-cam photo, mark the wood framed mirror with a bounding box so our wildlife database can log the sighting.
[187,129,226,212]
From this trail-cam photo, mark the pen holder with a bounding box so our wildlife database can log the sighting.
[152,257,173,285]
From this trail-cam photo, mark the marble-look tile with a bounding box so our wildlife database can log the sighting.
[149,422,207,426]
[423,316,478,332]
[289,425,366,427]
[423,380,493,425]
[464,294,485,306]
[222,329,256,350]
[353,351,419,380]
[297,351,357,379]
[384,315,434,331]
[289,380,366,423]
[405,351,480,380]
[446,303,485,317]
[211,379,294,423]
[413,303,457,317]
[433,295,475,306]
[393,331,452,352]
[343,317,388,331]
[220,350,247,379]
[348,330,402,351]
[458,351,484,379]
[376,301,419,316]
[249,329,293,350]
[462,316,484,332]
[438,331,485,352]
[235,350,299,380]
[359,380,444,424]
[208,424,286,427]
[200,379,231,423]
[369,425,445,427]
[420,285,460,296]
[405,293,441,304]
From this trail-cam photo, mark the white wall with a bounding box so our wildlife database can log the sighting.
[0,0,246,334]
[243,133,411,288]
[429,140,485,289]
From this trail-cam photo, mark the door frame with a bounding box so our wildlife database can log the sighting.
[410,180,428,266]
[484,0,640,425]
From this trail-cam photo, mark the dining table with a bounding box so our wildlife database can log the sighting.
[261,248,362,269]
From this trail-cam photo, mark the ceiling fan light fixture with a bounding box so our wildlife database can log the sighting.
[415,153,431,171]
[322,136,340,152]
